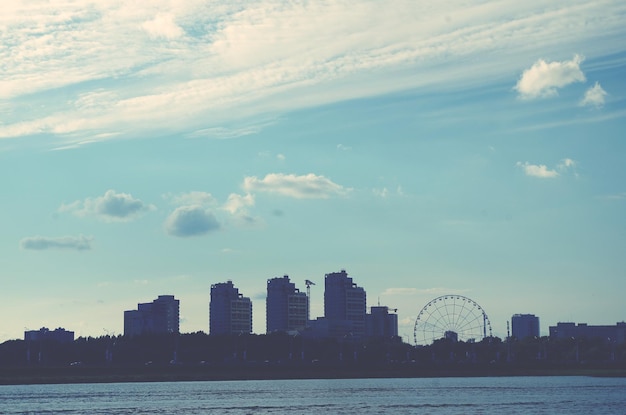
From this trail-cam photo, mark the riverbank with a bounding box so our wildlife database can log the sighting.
[2,363,625,385]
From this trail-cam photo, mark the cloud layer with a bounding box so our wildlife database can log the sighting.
[1,1,625,146]
[20,235,93,251]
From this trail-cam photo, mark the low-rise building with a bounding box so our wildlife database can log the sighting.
[24,327,74,344]
[549,322,626,343]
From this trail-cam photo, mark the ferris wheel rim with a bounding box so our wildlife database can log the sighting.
[413,294,492,346]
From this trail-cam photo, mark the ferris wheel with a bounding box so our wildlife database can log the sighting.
[413,295,492,346]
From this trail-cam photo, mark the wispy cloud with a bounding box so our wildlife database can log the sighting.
[189,125,268,140]
[165,191,217,208]
[243,173,349,199]
[580,82,608,108]
[557,158,576,170]
[373,185,404,198]
[142,13,184,40]
[20,235,93,251]
[515,54,585,99]
[381,287,469,296]
[1,1,625,146]
[597,192,626,200]
[60,190,155,222]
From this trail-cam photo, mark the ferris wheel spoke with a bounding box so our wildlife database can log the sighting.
[456,314,483,336]
[426,313,448,333]
[451,297,457,327]
[432,299,453,329]
[454,301,477,333]
[456,298,470,328]
[457,311,481,330]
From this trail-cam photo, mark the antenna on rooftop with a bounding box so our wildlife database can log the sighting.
[305,279,315,322]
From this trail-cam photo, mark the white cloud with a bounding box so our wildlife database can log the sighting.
[60,190,155,222]
[164,191,259,234]
[20,235,93,251]
[223,193,255,215]
[517,159,576,179]
[142,14,184,40]
[515,54,586,99]
[580,82,608,108]
[164,205,220,237]
[516,161,559,178]
[243,173,349,199]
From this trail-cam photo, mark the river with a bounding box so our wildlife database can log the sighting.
[1,376,625,414]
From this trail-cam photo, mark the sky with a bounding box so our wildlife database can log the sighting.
[1,0,625,344]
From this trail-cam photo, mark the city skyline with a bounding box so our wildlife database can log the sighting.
[2,1,625,343]
[13,270,626,344]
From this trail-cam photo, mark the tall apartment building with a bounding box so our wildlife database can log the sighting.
[124,295,180,337]
[511,314,540,339]
[366,306,399,338]
[209,281,253,335]
[324,270,366,339]
[266,275,308,333]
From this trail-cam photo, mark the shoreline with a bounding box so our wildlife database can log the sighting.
[2,364,625,385]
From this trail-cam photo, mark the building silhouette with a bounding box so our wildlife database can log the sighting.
[366,306,399,338]
[511,314,540,339]
[24,327,74,343]
[266,275,308,333]
[209,281,252,335]
[549,322,626,343]
[24,327,75,365]
[124,295,180,337]
[323,270,366,339]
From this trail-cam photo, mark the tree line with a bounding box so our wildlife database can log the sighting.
[1,333,625,370]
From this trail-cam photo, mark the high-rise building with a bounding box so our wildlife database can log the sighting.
[511,314,540,339]
[366,306,399,338]
[266,275,308,333]
[324,270,366,339]
[209,281,252,335]
[124,295,180,337]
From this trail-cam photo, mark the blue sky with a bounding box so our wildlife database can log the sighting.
[1,0,625,343]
